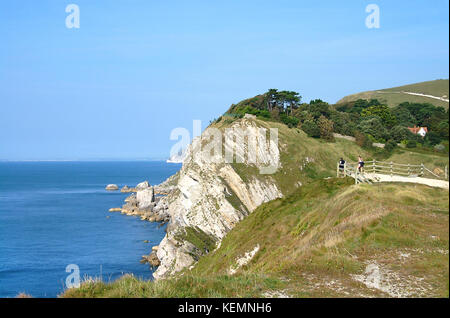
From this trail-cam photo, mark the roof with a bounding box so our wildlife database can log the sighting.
[407,126,428,134]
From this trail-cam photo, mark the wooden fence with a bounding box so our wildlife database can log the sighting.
[337,160,448,184]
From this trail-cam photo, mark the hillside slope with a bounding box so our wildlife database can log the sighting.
[63,179,449,298]
[337,79,449,108]
[61,91,449,297]
[152,116,373,279]
[190,179,449,297]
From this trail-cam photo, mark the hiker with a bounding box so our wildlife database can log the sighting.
[358,156,365,173]
[338,157,346,176]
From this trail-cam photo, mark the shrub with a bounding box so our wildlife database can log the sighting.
[425,131,442,146]
[355,131,373,149]
[357,117,388,142]
[361,104,397,128]
[301,120,320,138]
[390,125,413,143]
[280,114,299,128]
[317,115,335,141]
[384,139,397,153]
[406,140,417,148]
[434,144,446,153]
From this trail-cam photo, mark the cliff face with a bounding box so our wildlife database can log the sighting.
[153,118,283,279]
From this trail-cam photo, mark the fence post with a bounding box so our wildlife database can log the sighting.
[336,162,339,177]
[390,161,393,177]
[372,160,375,174]
[407,164,410,177]
[445,165,448,180]
[421,164,424,176]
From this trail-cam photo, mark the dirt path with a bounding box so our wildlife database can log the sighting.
[402,91,449,103]
[367,173,449,190]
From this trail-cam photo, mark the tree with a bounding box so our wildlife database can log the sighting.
[330,111,357,136]
[270,107,280,121]
[266,89,278,111]
[390,125,412,143]
[309,100,331,119]
[361,104,397,128]
[280,114,299,128]
[391,105,416,127]
[357,117,388,142]
[301,120,320,138]
[436,121,449,138]
[317,115,334,141]
[425,131,441,146]
[285,91,301,115]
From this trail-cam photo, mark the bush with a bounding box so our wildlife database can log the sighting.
[384,139,397,153]
[355,131,373,149]
[317,115,334,141]
[361,104,397,128]
[357,117,388,142]
[301,120,320,138]
[425,131,442,146]
[280,114,299,128]
[390,125,413,143]
[406,140,417,148]
[434,144,446,153]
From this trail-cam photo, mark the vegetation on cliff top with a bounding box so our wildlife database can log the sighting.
[219,87,448,155]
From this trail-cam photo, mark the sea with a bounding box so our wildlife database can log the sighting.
[0,161,181,298]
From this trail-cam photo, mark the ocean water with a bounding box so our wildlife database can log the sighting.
[0,161,181,298]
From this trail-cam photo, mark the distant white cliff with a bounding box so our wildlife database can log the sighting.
[166,148,187,164]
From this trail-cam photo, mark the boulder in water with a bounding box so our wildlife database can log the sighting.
[105,184,119,191]
[136,181,150,190]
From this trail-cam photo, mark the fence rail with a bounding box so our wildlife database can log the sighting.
[337,159,448,185]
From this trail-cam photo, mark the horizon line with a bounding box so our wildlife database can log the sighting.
[0,158,179,163]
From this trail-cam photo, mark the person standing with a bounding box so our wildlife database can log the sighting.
[358,156,365,173]
[339,157,346,176]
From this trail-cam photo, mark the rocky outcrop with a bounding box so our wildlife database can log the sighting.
[136,181,150,190]
[140,251,160,267]
[119,183,170,223]
[121,185,135,193]
[105,184,119,191]
[153,119,283,279]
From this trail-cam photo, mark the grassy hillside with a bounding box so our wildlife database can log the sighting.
[61,115,449,298]
[213,117,448,194]
[337,79,449,108]
[63,179,449,298]
[212,117,373,195]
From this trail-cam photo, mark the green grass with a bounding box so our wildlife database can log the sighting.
[337,79,449,108]
[221,117,447,196]
[224,119,372,196]
[190,180,449,297]
[174,226,217,258]
[61,273,285,298]
[389,147,449,169]
[63,179,448,298]
[61,115,449,298]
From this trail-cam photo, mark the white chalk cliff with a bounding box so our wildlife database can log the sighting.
[154,118,283,279]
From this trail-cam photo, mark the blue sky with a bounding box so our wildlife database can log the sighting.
[0,0,448,160]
